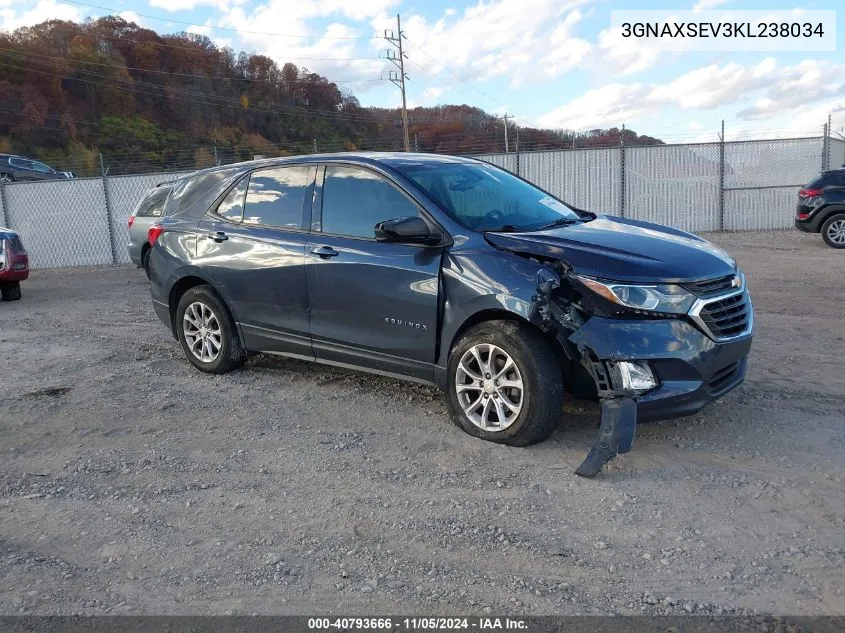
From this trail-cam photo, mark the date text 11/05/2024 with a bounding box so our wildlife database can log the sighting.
[307,617,528,630]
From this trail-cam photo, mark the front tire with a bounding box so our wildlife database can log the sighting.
[1,281,21,301]
[821,213,845,249]
[175,286,245,374]
[446,320,564,447]
[0,173,14,184]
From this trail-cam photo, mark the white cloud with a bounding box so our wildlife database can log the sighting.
[372,0,592,92]
[692,0,730,11]
[219,1,397,91]
[535,83,651,130]
[535,58,845,131]
[595,25,662,76]
[186,22,213,37]
[149,0,243,13]
[737,60,845,120]
[0,0,82,32]
[648,58,776,109]
[119,10,143,26]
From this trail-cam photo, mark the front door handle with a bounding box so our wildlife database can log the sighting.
[310,245,339,259]
[206,231,228,242]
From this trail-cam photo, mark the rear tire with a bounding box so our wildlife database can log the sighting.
[1,281,21,301]
[821,213,845,249]
[175,285,245,374]
[0,173,14,184]
[445,320,564,447]
[141,246,151,279]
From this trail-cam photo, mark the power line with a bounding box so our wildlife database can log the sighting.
[0,47,384,84]
[401,37,507,111]
[25,24,382,62]
[0,59,388,125]
[63,0,380,40]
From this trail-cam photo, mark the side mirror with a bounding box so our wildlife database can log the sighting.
[374,216,436,244]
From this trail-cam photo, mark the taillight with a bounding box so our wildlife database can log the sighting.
[796,213,810,220]
[148,225,164,246]
[798,187,823,199]
[128,215,135,228]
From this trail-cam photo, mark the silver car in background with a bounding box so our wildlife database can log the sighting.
[127,184,172,277]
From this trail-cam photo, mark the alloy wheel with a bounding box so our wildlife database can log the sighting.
[454,343,524,431]
[826,219,845,245]
[182,301,223,362]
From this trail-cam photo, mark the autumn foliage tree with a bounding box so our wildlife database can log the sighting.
[0,17,662,175]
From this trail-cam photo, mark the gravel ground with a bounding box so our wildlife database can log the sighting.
[0,229,843,617]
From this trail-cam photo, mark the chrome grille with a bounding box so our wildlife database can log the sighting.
[691,290,752,340]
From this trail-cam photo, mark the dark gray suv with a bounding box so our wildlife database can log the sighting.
[148,153,753,476]
[0,154,73,183]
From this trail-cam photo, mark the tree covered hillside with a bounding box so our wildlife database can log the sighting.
[0,17,663,175]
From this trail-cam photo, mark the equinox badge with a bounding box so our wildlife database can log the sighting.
[384,317,428,331]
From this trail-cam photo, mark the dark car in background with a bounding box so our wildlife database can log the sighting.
[0,226,29,301]
[146,153,753,476]
[795,168,845,248]
[0,154,74,183]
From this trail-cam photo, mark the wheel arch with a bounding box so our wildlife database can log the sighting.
[439,304,572,381]
[815,205,845,231]
[167,275,237,340]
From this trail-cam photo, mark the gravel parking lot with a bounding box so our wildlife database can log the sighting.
[1,230,844,617]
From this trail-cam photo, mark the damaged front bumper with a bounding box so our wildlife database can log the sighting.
[568,315,752,477]
[571,315,752,421]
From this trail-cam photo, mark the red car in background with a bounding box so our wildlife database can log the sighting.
[0,227,28,301]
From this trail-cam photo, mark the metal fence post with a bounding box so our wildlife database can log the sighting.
[0,182,8,229]
[826,121,832,171]
[822,123,829,172]
[619,137,626,218]
[719,120,726,231]
[100,154,118,265]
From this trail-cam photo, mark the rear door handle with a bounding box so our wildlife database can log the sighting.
[206,231,228,242]
[310,245,339,259]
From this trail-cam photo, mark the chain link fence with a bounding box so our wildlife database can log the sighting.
[0,135,836,270]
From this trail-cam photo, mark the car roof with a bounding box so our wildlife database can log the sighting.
[0,226,20,236]
[180,151,481,179]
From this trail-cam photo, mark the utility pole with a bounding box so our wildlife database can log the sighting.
[503,114,510,153]
[384,14,410,152]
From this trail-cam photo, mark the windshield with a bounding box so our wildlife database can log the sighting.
[394,161,581,232]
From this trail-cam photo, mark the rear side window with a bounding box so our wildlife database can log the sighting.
[321,165,420,238]
[215,177,248,222]
[137,189,169,217]
[242,165,310,229]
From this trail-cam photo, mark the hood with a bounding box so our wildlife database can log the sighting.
[485,215,736,284]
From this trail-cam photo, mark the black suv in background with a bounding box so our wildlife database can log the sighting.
[795,168,845,248]
[147,153,754,477]
[0,154,74,183]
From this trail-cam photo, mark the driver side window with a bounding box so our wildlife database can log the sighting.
[321,165,420,239]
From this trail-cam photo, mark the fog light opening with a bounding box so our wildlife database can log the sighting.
[612,361,657,394]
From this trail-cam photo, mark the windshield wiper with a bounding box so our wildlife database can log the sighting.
[483,224,520,233]
[537,217,582,230]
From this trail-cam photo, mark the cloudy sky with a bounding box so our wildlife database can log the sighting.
[1,0,843,141]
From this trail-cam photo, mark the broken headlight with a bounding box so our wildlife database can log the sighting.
[574,275,696,315]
